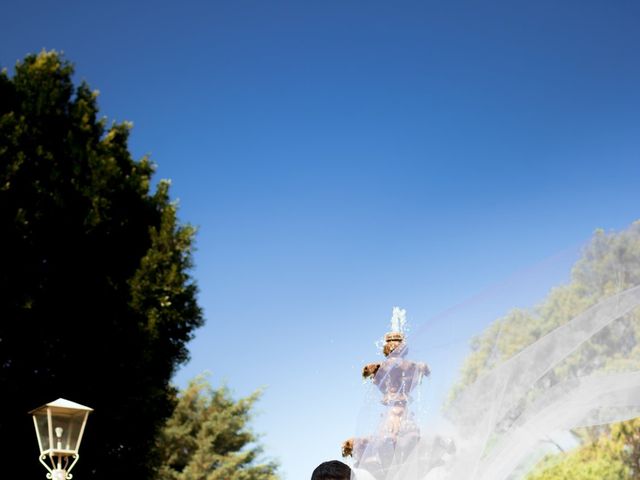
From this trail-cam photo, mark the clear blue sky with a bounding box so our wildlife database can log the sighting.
[3,1,640,478]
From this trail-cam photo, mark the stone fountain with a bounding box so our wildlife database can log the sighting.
[342,307,430,477]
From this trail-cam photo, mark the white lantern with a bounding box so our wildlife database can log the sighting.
[30,398,93,480]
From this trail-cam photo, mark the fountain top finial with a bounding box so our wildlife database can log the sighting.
[384,306,408,357]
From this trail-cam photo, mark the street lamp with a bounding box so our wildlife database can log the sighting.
[30,398,93,480]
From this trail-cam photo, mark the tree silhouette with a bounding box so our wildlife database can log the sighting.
[0,51,203,480]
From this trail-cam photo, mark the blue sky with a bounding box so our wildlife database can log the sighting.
[3,1,640,478]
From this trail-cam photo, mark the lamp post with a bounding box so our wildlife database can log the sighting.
[30,398,93,480]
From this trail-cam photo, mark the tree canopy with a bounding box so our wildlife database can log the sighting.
[527,418,640,480]
[0,51,203,480]
[449,222,640,478]
[452,222,640,398]
[156,376,279,480]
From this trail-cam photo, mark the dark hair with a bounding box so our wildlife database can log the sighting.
[311,460,352,480]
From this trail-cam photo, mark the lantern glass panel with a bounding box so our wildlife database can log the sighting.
[51,410,86,453]
[34,410,50,453]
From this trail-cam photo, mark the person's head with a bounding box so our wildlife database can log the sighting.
[311,460,352,480]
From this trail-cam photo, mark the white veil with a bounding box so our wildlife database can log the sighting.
[347,227,640,480]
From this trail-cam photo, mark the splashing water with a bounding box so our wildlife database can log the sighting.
[391,306,407,333]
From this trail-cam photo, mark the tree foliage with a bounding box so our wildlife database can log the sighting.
[0,51,203,480]
[449,222,640,477]
[527,418,640,480]
[452,223,640,396]
[156,376,279,480]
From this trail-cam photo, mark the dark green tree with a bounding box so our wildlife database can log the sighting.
[0,51,203,480]
[156,376,279,480]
